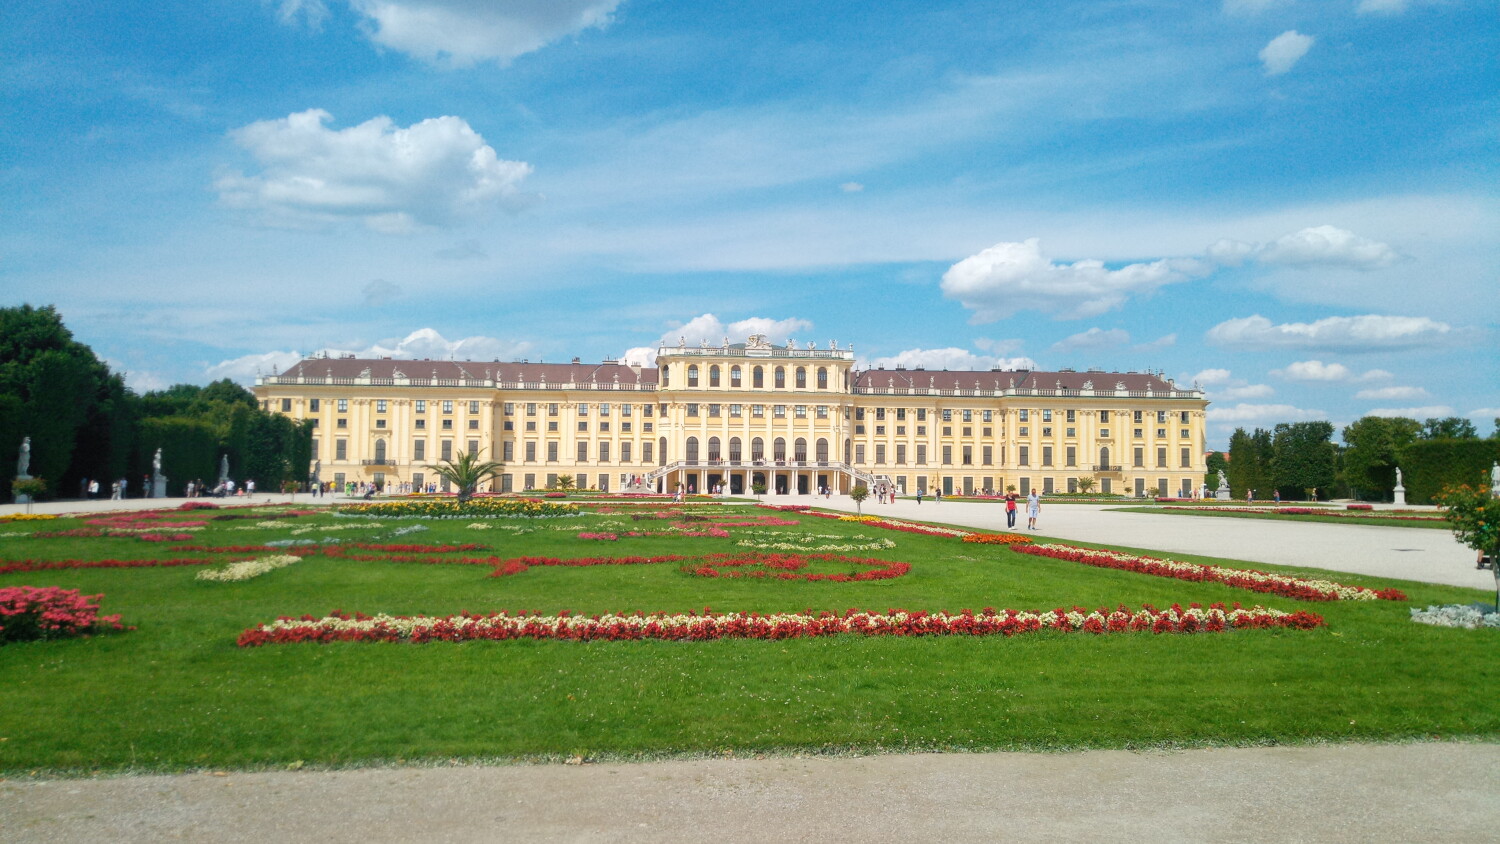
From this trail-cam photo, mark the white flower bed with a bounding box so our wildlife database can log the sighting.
[197,554,303,582]
[735,535,897,551]
[1410,605,1500,629]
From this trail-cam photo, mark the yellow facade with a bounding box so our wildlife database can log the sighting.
[254,334,1208,497]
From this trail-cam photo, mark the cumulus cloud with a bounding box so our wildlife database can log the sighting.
[1218,384,1276,400]
[620,313,816,367]
[941,238,1207,322]
[1051,327,1131,352]
[1192,368,1234,387]
[1260,30,1314,76]
[361,279,402,307]
[1355,385,1430,400]
[1368,405,1455,419]
[1208,403,1328,423]
[866,348,1038,373]
[1271,360,1353,381]
[1208,226,1401,271]
[206,327,533,383]
[344,0,622,66]
[1208,314,1454,351]
[1189,368,1272,400]
[217,109,532,232]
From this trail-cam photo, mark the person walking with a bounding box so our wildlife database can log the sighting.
[1026,489,1041,531]
[88,479,99,499]
[916,490,923,505]
[1006,492,1018,528]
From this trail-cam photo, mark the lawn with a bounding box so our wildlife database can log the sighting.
[1,499,1495,775]
[1111,505,1449,529]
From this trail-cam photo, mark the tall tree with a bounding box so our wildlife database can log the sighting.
[1272,421,1336,498]
[1421,416,1478,439]
[1341,415,1420,500]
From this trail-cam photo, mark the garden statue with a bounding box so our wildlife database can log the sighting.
[1214,469,1230,501]
[1393,466,1407,507]
[218,454,229,485]
[151,447,167,499]
[1492,461,1500,498]
[16,436,32,479]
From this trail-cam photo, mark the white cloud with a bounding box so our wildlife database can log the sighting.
[1355,385,1430,400]
[1368,405,1455,419]
[620,313,817,367]
[1208,403,1328,423]
[1357,0,1408,14]
[1222,0,1289,13]
[1208,314,1455,351]
[1260,30,1314,76]
[1208,226,1401,271]
[1358,369,1394,382]
[321,0,623,67]
[840,182,865,193]
[1051,327,1131,351]
[941,238,1206,322]
[1218,384,1276,400]
[206,327,533,383]
[866,348,1038,373]
[1137,333,1177,349]
[217,109,532,232]
[1192,368,1234,386]
[1271,360,1353,381]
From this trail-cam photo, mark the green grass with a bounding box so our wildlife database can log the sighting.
[0,503,1495,775]
[1111,506,1450,529]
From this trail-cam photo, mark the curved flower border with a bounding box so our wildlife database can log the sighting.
[1011,543,1406,602]
[237,602,1325,646]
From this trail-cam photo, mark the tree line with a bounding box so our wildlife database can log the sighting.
[1205,417,1500,504]
[2,305,312,501]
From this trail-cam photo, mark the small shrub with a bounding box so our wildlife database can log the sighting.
[0,586,129,643]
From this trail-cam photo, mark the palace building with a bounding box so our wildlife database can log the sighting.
[254,334,1209,498]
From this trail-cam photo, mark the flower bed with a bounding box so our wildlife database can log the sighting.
[962,533,1034,546]
[336,497,580,519]
[237,602,1325,646]
[488,554,691,577]
[0,556,225,575]
[1,586,130,642]
[832,515,973,539]
[0,513,57,522]
[1012,543,1406,601]
[734,535,896,552]
[682,552,909,582]
[196,554,304,582]
[1410,604,1500,629]
[1346,504,1374,511]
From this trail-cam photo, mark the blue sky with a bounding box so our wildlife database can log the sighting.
[3,0,1496,447]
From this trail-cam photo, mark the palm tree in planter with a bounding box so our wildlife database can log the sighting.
[1076,476,1096,495]
[427,449,505,503]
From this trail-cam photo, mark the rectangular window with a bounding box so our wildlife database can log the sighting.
[729,404,742,417]
[467,439,478,456]
[1065,427,1075,437]
[773,405,786,417]
[503,441,514,461]
[1018,409,1028,421]
[855,425,866,435]
[1157,447,1167,468]
[1134,410,1143,423]
[642,441,653,463]
[1066,409,1075,423]
[525,421,537,432]
[502,421,512,431]
[375,419,387,429]
[621,404,631,416]
[441,440,453,460]
[1099,428,1108,438]
[1180,411,1190,423]
[443,401,453,414]
[942,445,953,465]
[1019,445,1030,466]
[1157,410,1167,423]
[503,402,513,415]
[916,426,926,435]
[547,421,558,433]
[577,404,589,416]
[500,474,512,493]
[310,399,320,412]
[982,446,992,465]
[752,405,764,417]
[414,440,426,460]
[469,401,479,414]
[577,442,589,462]
[524,473,535,490]
[621,442,631,462]
[441,419,453,430]
[686,403,699,417]
[644,404,655,417]
[1043,477,1055,494]
[896,408,907,420]
[578,421,589,432]
[547,442,559,462]
[338,399,348,413]
[981,427,991,437]
[961,446,972,465]
[897,426,906,435]
[875,408,886,420]
[896,444,907,464]
[468,419,478,430]
[599,442,610,462]
[962,427,971,437]
[549,403,559,417]
[524,442,536,461]
[917,409,927,421]
[1157,428,1167,438]
[943,427,952,437]
[335,439,347,460]
[1181,428,1190,439]
[600,422,610,432]
[375,400,387,413]
[526,403,537,416]
[600,403,610,416]
[1099,410,1109,423]
[875,444,886,464]
[1042,446,1053,467]
[916,444,927,464]
[1018,426,1028,436]
[334,472,345,487]
[1042,427,1052,437]
[1181,447,1192,468]
[962,409,972,422]
[1133,447,1144,467]
[816,405,828,418]
[794,405,806,418]
[855,444,866,463]
[1134,428,1144,438]
[942,409,952,422]
[708,404,721,417]
[875,425,886,435]
[1043,409,1053,423]
[1066,446,1076,467]
[281,398,292,412]
[982,410,992,422]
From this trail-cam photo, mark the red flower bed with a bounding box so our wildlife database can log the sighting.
[138,532,196,543]
[487,554,692,577]
[237,602,1325,646]
[169,545,286,553]
[579,532,620,541]
[1346,504,1374,511]
[1011,543,1406,601]
[682,552,911,582]
[347,542,489,553]
[1,586,131,643]
[0,557,222,575]
[178,501,220,511]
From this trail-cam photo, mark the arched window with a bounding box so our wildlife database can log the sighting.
[687,365,699,387]
[709,365,720,387]
[774,367,786,388]
[795,367,807,388]
[773,437,787,461]
[794,438,808,461]
[751,437,765,461]
[816,438,829,462]
[730,366,741,386]
[374,439,387,462]
[753,366,764,388]
[817,367,828,389]
[729,437,742,462]
[686,437,699,462]
[1099,446,1111,469]
[658,436,667,465]
[708,436,721,461]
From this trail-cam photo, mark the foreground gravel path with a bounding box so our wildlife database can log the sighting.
[4,743,1497,842]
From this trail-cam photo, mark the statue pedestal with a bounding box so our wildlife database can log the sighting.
[152,477,167,499]
[14,473,31,505]
[1393,485,1406,507]
[1215,489,1230,501]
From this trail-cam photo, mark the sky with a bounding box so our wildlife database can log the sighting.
[3,0,1497,448]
